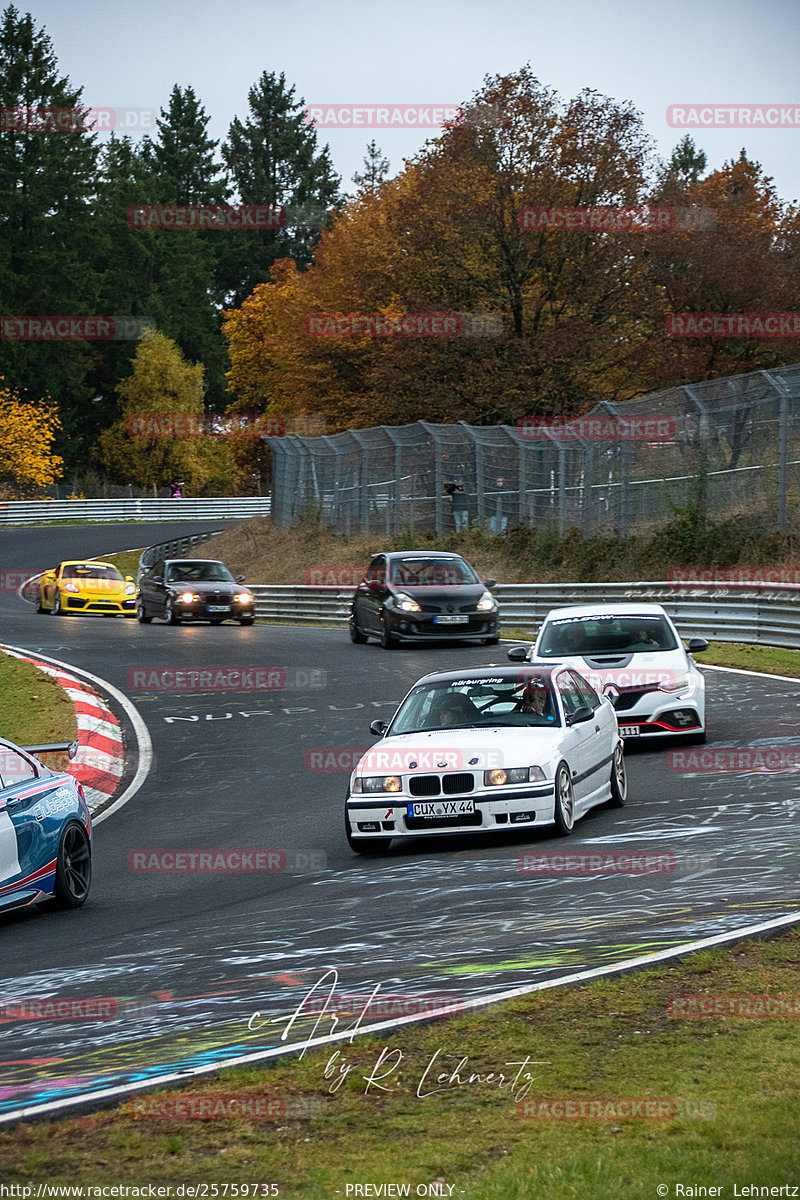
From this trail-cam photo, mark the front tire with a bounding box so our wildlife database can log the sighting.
[609,743,627,807]
[349,616,367,644]
[553,763,575,836]
[380,614,398,650]
[53,822,91,908]
[240,617,255,626]
[165,595,181,625]
[137,598,152,624]
[52,591,67,616]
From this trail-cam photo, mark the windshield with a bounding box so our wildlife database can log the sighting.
[61,564,123,581]
[389,557,480,587]
[390,675,561,734]
[538,615,678,656]
[165,561,235,583]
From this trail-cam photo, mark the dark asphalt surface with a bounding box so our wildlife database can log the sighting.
[0,523,798,1119]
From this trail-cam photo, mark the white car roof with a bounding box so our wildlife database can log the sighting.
[542,603,670,621]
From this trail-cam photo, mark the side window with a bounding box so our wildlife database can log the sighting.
[365,558,384,585]
[556,672,584,719]
[569,670,602,710]
[0,747,38,789]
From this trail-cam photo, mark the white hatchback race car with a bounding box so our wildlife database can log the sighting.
[345,663,626,854]
[509,603,708,743]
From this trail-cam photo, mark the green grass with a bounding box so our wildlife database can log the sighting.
[1,930,798,1193]
[0,651,76,746]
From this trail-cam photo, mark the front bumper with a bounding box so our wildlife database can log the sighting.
[616,703,705,738]
[346,781,554,839]
[63,596,136,615]
[174,600,255,621]
[386,612,499,642]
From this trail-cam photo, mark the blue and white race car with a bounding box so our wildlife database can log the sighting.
[0,737,92,912]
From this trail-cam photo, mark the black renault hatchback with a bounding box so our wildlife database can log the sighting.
[349,551,499,649]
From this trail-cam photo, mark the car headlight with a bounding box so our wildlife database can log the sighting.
[63,582,80,593]
[484,766,546,785]
[125,583,136,595]
[477,590,497,612]
[234,592,253,604]
[178,591,199,604]
[658,673,695,695]
[394,592,421,613]
[351,775,403,794]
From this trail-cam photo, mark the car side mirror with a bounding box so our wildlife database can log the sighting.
[566,705,593,726]
[506,645,528,662]
[484,578,497,589]
[125,575,134,582]
[688,637,708,653]
[236,575,246,583]
[153,575,163,584]
[369,719,388,736]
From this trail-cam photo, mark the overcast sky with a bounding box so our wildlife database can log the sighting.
[20,0,800,205]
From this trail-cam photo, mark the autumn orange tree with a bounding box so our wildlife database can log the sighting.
[0,382,63,496]
[224,67,800,434]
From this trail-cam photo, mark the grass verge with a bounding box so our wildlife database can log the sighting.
[0,651,76,746]
[1,929,798,1193]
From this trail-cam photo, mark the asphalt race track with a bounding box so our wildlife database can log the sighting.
[0,523,799,1120]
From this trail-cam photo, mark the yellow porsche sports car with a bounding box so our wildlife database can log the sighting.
[38,560,138,617]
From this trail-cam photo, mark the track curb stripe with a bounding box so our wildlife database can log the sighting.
[0,646,124,813]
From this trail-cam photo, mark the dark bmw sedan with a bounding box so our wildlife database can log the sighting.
[349,551,499,649]
[137,559,255,626]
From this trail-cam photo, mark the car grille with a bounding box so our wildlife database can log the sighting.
[613,688,659,711]
[408,773,475,797]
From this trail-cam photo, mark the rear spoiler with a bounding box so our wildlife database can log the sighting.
[22,739,79,760]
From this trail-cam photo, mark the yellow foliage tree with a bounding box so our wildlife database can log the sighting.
[0,381,63,497]
[97,331,239,494]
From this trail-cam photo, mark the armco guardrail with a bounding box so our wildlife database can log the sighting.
[0,498,271,525]
[245,581,800,648]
